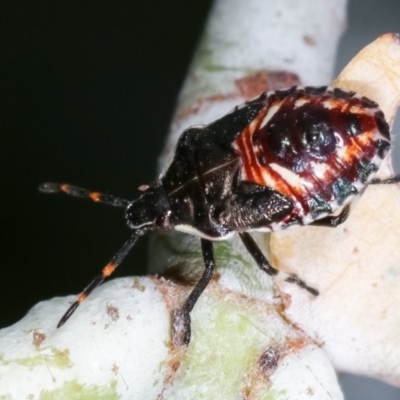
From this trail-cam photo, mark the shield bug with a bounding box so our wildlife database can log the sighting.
[40,86,399,345]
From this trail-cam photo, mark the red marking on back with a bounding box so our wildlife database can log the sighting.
[232,87,390,223]
[234,115,265,184]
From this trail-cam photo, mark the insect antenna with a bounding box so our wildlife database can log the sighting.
[57,232,139,328]
[39,182,130,207]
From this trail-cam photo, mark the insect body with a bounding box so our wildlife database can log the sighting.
[40,86,398,345]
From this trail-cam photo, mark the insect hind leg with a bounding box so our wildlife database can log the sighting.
[369,174,400,185]
[39,182,129,207]
[239,232,319,296]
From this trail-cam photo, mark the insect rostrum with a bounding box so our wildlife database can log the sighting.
[40,86,399,345]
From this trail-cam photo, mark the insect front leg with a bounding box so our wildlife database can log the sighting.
[239,232,319,296]
[173,238,215,346]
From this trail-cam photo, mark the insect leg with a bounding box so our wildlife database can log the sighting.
[39,182,129,207]
[239,232,319,296]
[173,238,215,346]
[311,174,400,228]
[57,232,139,328]
[310,204,351,228]
[369,174,400,185]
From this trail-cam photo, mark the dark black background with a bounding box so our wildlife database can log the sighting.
[1,1,213,328]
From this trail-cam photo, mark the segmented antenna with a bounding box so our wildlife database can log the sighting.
[39,182,129,207]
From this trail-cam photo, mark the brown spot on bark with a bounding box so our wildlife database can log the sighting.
[259,347,280,372]
[280,291,292,308]
[111,363,119,375]
[132,278,145,292]
[235,71,300,99]
[177,71,301,120]
[286,337,308,352]
[306,386,314,395]
[32,331,46,348]
[258,337,309,379]
[106,303,120,322]
[303,35,316,46]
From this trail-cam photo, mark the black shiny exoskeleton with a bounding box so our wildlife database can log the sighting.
[40,86,399,345]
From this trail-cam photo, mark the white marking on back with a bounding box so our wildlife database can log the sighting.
[322,100,335,109]
[310,161,329,179]
[260,104,280,129]
[269,163,303,188]
[294,98,308,108]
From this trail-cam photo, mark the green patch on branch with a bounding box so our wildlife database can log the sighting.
[0,347,72,369]
[39,379,119,400]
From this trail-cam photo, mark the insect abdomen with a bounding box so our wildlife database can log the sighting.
[232,86,391,228]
